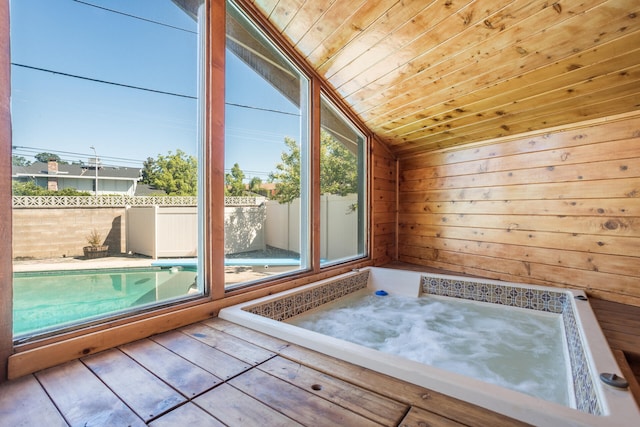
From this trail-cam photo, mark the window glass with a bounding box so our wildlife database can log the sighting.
[320,95,367,265]
[224,1,310,289]
[10,0,205,341]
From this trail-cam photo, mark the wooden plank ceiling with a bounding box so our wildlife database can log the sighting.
[250,0,640,157]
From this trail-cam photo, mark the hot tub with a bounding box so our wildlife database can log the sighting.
[219,267,640,426]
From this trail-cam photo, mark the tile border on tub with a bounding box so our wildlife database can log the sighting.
[243,270,370,322]
[420,274,601,416]
[563,305,602,415]
[420,275,567,313]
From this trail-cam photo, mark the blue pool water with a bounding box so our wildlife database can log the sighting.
[13,267,198,337]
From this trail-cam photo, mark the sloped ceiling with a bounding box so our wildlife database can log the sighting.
[249,0,640,158]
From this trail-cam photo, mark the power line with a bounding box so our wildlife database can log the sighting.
[226,102,300,117]
[12,145,146,165]
[13,146,276,176]
[11,63,198,100]
[13,63,303,118]
[72,0,197,34]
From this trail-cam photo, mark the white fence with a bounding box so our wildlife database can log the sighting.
[264,198,301,254]
[225,206,266,254]
[127,205,268,258]
[265,194,358,260]
[319,194,358,260]
[127,207,199,258]
[13,195,358,260]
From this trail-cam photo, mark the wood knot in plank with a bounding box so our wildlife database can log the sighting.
[603,219,624,230]
[507,223,519,232]
[461,12,473,26]
[523,261,531,276]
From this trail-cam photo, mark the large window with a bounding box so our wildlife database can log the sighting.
[10,0,206,340]
[6,0,369,349]
[320,95,367,265]
[224,0,310,289]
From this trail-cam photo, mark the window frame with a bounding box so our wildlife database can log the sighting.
[1,0,12,383]
[223,0,313,290]
[319,92,369,267]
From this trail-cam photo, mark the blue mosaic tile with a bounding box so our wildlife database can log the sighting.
[420,276,568,314]
[244,270,369,322]
[562,305,602,415]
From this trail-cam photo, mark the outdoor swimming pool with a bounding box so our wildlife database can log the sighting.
[13,267,198,338]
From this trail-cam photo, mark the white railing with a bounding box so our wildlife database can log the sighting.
[12,195,262,208]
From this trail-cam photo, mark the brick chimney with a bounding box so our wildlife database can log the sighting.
[47,159,59,191]
[47,159,58,174]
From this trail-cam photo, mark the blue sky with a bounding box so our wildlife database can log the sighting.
[10,0,301,180]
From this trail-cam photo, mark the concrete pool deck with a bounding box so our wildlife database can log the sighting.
[13,256,155,272]
[13,256,272,284]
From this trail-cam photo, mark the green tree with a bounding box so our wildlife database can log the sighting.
[249,176,266,196]
[319,131,358,196]
[268,137,301,203]
[12,155,30,166]
[141,157,156,184]
[225,163,246,196]
[142,150,198,196]
[269,131,358,203]
[34,152,68,164]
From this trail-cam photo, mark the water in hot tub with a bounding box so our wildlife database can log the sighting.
[287,289,570,406]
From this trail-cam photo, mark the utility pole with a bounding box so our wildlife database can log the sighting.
[90,145,98,196]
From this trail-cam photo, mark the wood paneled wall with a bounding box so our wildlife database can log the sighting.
[371,137,397,265]
[398,112,640,307]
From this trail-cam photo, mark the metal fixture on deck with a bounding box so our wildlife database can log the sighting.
[599,373,629,389]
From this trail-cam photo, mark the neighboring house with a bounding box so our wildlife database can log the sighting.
[12,160,142,196]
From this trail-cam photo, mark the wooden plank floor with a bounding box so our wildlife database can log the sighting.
[0,318,530,427]
[1,294,639,427]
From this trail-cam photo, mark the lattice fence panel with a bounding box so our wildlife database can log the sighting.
[12,195,262,208]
